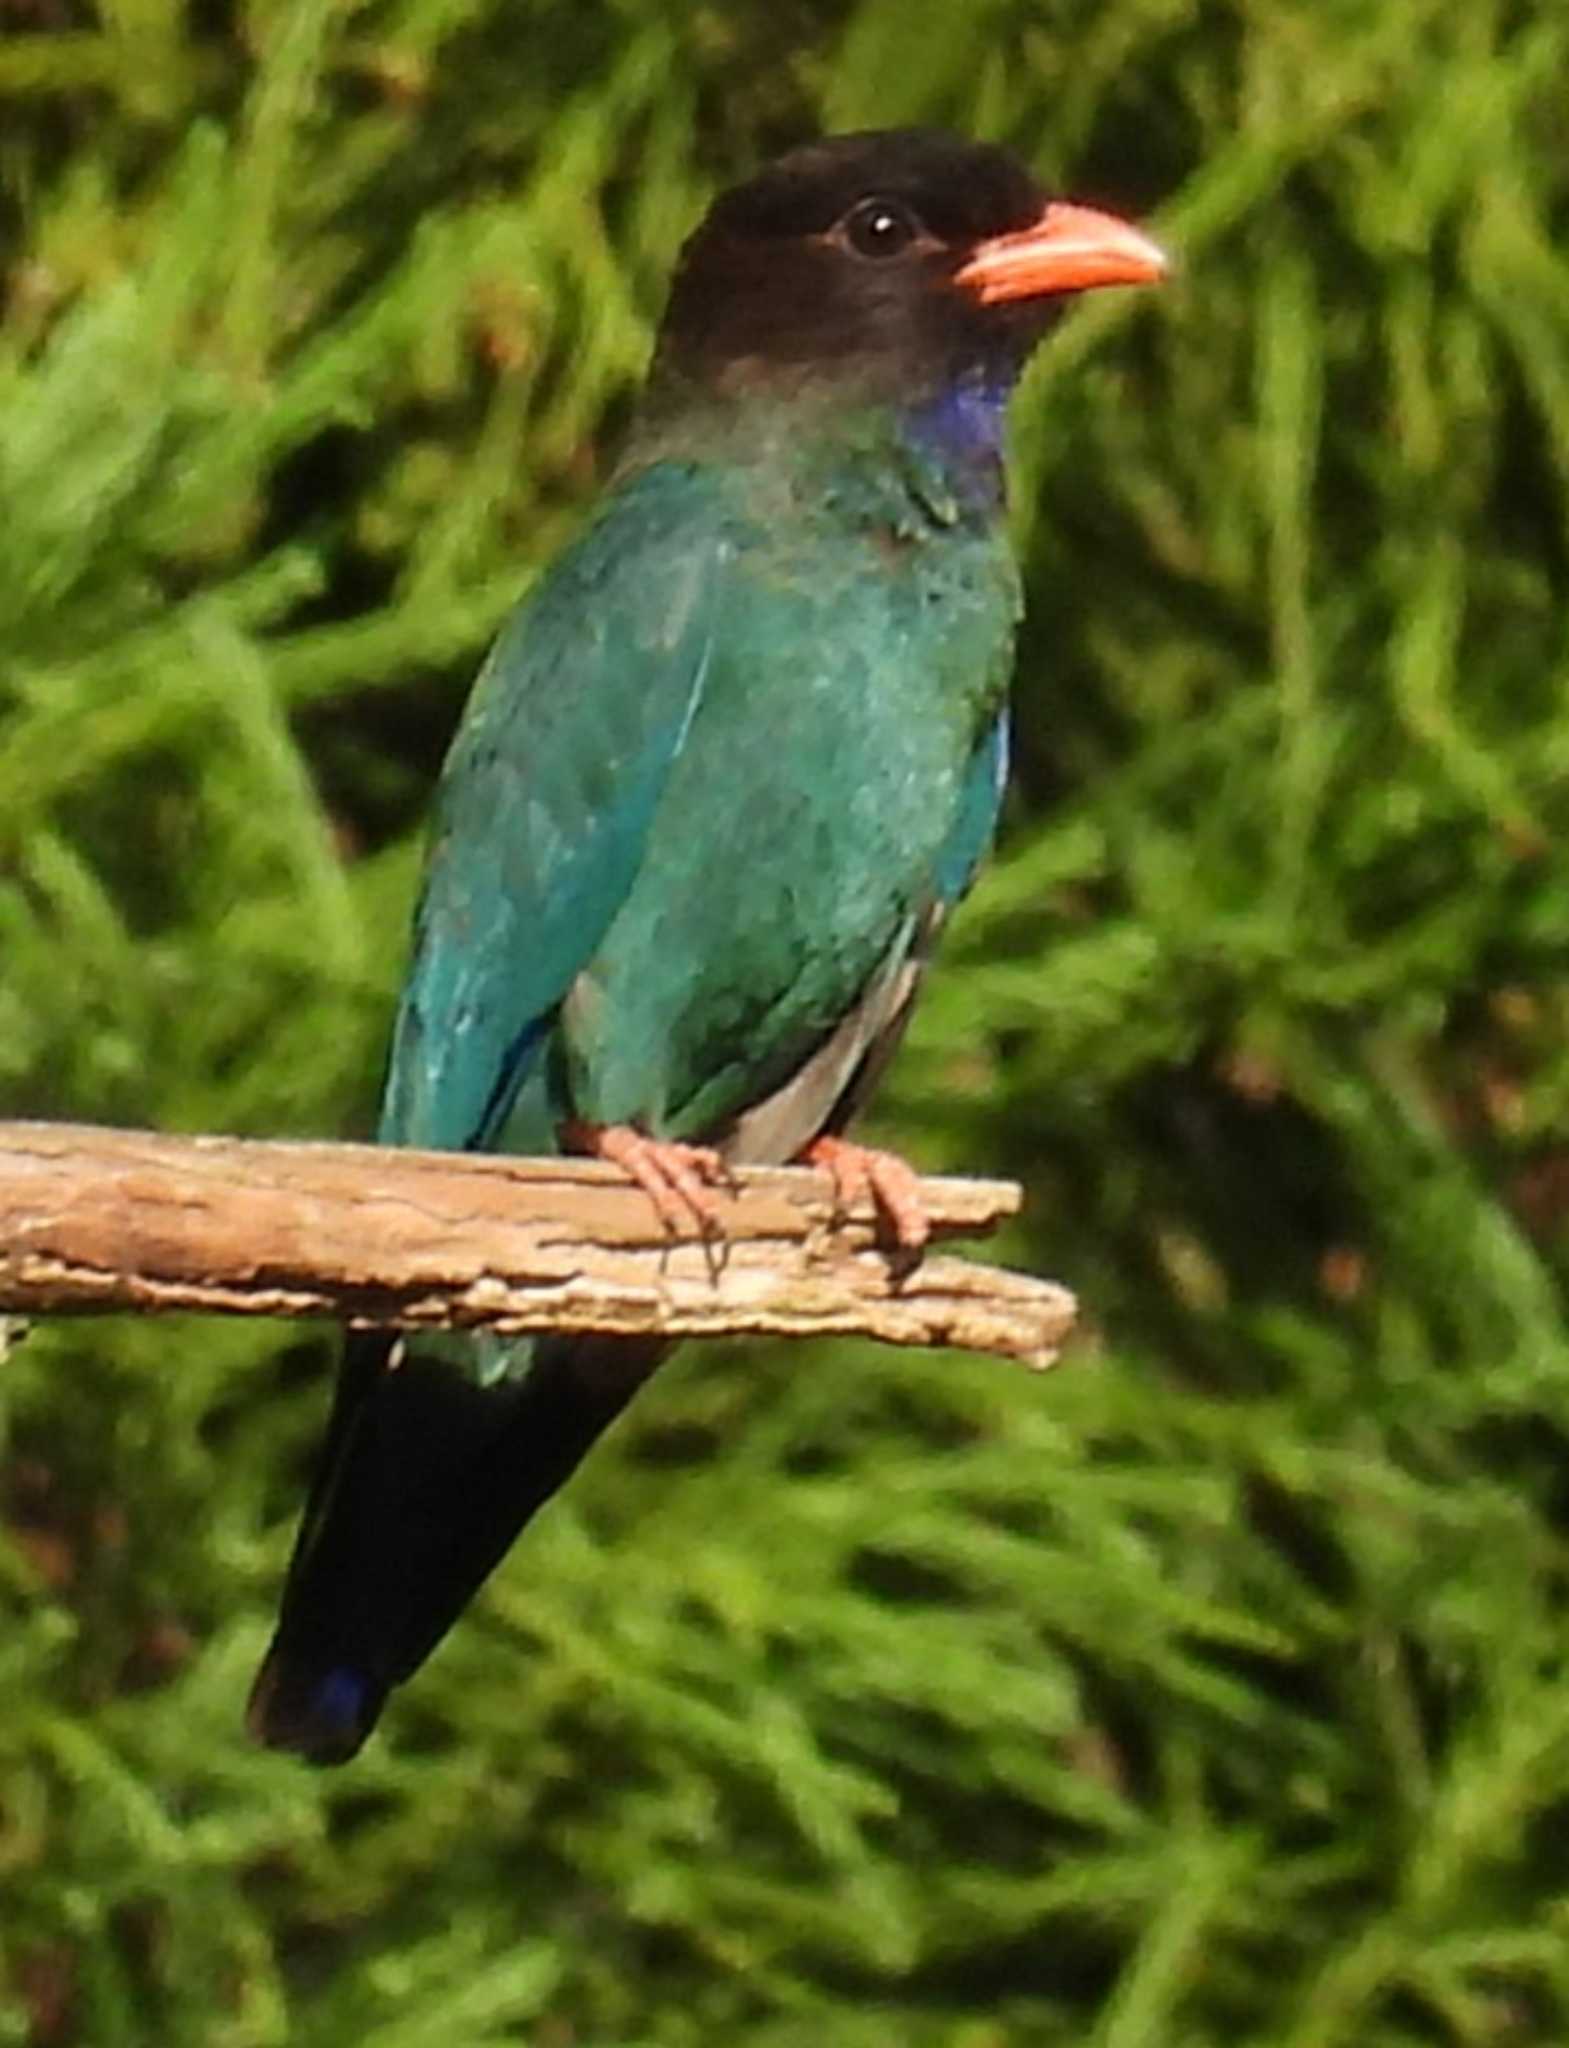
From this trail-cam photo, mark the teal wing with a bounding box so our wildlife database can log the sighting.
[379,463,732,1151]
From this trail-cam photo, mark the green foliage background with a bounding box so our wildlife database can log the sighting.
[4,0,1569,2040]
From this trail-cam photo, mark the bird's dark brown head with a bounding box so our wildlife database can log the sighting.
[651,128,1165,410]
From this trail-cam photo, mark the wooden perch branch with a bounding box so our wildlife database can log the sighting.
[0,1121,1076,1368]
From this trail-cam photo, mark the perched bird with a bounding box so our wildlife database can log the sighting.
[249,128,1165,1762]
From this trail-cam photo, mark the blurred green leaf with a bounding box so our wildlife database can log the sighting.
[5,3,1569,2043]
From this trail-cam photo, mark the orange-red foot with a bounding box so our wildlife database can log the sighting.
[562,1119,731,1240]
[800,1135,930,1253]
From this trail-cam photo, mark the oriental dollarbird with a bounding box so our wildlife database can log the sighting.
[249,128,1165,1762]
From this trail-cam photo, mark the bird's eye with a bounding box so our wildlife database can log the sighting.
[841,196,923,260]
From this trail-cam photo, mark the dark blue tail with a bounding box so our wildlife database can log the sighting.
[247,1330,662,1764]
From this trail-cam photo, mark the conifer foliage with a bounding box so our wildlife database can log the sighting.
[4,2,1569,2040]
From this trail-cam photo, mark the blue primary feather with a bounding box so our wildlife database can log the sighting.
[935,713,1009,907]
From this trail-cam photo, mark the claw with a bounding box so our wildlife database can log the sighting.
[800,1135,930,1253]
[562,1119,730,1241]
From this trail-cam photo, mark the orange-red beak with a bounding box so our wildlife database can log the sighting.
[954,200,1167,303]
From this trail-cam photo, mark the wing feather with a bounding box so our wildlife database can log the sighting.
[379,464,731,1150]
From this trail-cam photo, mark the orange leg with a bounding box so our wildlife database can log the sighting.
[799,1134,930,1253]
[561,1119,732,1239]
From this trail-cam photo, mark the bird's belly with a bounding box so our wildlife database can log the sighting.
[558,655,983,1140]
